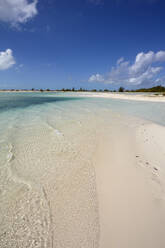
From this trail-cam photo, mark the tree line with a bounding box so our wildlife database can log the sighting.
[37,85,165,93]
[2,85,165,93]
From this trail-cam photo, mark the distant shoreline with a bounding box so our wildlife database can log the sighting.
[1,90,165,102]
[0,90,58,93]
[1,85,165,94]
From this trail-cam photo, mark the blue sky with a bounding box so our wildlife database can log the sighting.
[0,0,165,90]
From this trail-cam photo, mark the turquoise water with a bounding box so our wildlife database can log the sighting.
[0,91,165,192]
[0,92,82,111]
[0,92,100,248]
[0,92,165,247]
[88,96,165,126]
[0,92,165,125]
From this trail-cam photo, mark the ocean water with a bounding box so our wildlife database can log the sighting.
[0,92,165,248]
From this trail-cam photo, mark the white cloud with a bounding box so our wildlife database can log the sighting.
[89,73,104,82]
[0,0,38,25]
[117,57,124,65]
[88,51,165,86]
[0,49,16,70]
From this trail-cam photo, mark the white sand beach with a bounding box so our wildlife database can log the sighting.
[94,114,165,248]
[80,91,165,102]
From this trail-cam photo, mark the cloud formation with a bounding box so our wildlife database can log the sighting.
[0,0,38,25]
[0,49,16,70]
[89,51,165,86]
[89,73,104,82]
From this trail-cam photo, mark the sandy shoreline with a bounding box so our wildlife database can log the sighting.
[1,90,165,103]
[94,115,165,247]
[80,92,165,102]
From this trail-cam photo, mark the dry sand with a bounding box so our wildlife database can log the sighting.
[80,92,165,102]
[94,117,165,248]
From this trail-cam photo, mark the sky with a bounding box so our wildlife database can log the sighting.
[0,0,165,90]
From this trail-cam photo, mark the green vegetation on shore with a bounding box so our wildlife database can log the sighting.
[132,85,165,93]
[1,85,165,93]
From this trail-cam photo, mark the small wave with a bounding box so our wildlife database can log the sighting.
[0,141,14,167]
[45,121,64,137]
[77,121,82,126]
[4,143,32,190]
[7,143,15,163]
[54,128,63,136]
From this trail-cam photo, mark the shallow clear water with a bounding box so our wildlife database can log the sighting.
[0,92,165,247]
